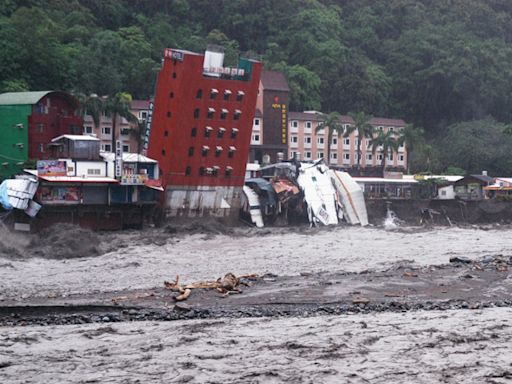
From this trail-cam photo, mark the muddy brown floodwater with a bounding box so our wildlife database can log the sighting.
[1,224,512,383]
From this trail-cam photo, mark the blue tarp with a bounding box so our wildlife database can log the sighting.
[0,180,13,210]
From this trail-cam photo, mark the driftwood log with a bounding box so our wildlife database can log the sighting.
[164,273,258,301]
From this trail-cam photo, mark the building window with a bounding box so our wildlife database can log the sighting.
[36,123,44,132]
[102,144,112,152]
[366,154,373,161]
[162,149,166,156]
[191,127,197,137]
[388,153,394,161]
[217,127,225,138]
[201,146,209,156]
[205,126,213,137]
[224,89,231,101]
[304,137,312,144]
[317,137,324,145]
[87,169,101,175]
[228,146,236,158]
[389,127,394,132]
[140,111,147,120]
[317,152,324,159]
[236,91,244,101]
[332,137,337,145]
[39,143,44,153]
[220,109,228,119]
[123,145,129,152]
[344,153,350,160]
[169,92,174,98]
[305,121,312,129]
[172,72,176,78]
[331,152,337,159]
[378,154,383,160]
[291,120,298,128]
[188,147,194,157]
[207,108,215,119]
[254,118,260,127]
[233,109,241,120]
[304,151,312,159]
[212,166,220,176]
[199,167,205,176]
[225,166,233,177]
[194,108,200,118]
[84,126,93,134]
[164,130,169,137]
[210,89,218,99]
[291,136,298,143]
[102,127,111,135]
[343,138,350,145]
[290,151,299,159]
[251,134,260,143]
[185,166,191,175]
[231,128,238,139]
[196,89,203,99]
[399,154,404,161]
[215,146,222,157]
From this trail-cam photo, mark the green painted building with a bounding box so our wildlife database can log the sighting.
[0,91,82,180]
[0,101,30,180]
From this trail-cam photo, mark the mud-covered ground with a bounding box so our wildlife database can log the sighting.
[1,223,512,383]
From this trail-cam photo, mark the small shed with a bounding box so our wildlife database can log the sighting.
[49,135,101,160]
[454,174,493,200]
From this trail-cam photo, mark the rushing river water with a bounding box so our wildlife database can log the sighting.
[1,225,511,383]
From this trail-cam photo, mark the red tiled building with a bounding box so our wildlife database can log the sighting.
[147,47,262,219]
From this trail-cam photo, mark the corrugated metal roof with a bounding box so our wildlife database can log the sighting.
[100,152,158,163]
[0,91,53,105]
[24,169,118,183]
[52,135,100,142]
[353,177,418,184]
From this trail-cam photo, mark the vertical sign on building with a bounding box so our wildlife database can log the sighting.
[272,99,288,145]
[141,102,154,155]
[281,103,287,144]
[115,140,123,178]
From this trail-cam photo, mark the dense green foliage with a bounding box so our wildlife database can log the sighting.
[2,0,512,173]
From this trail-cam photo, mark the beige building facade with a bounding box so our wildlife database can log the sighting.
[83,100,150,154]
[287,111,407,169]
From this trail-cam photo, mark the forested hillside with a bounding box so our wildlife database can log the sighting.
[2,0,512,173]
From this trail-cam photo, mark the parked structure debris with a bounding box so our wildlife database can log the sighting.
[241,159,368,227]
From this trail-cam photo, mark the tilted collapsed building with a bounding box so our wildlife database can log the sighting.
[147,47,262,221]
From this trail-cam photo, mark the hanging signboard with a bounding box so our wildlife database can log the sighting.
[115,140,123,178]
[141,101,153,155]
[37,160,67,176]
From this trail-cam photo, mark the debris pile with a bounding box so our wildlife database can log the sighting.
[241,159,368,227]
[164,273,259,301]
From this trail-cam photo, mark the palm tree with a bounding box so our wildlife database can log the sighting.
[75,92,105,133]
[315,112,343,165]
[371,130,400,175]
[105,92,138,152]
[398,123,425,173]
[345,112,374,168]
